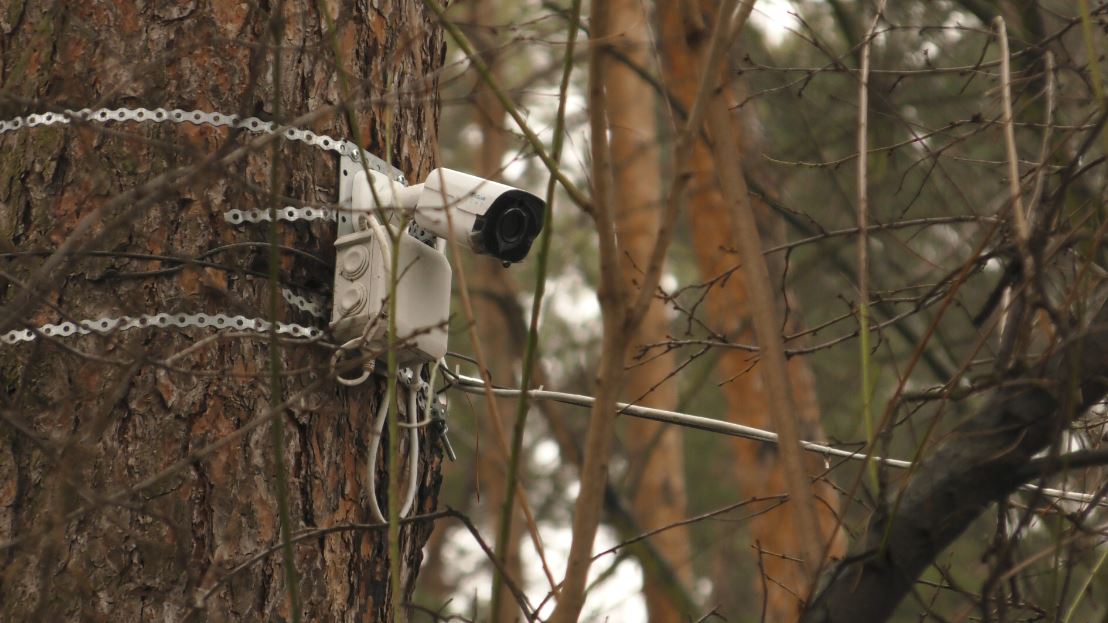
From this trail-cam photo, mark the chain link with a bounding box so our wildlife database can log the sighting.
[224,206,440,247]
[1,106,405,225]
[281,288,326,318]
[0,291,325,344]
[0,107,404,183]
[1,313,324,345]
[0,106,405,344]
[224,205,337,224]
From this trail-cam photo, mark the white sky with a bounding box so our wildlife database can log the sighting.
[750,0,798,46]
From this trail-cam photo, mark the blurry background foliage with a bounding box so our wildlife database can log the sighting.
[414,0,1108,621]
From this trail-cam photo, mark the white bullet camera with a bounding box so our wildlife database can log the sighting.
[407,168,545,264]
[330,167,544,369]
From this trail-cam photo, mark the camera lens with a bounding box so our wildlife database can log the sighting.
[499,207,527,244]
[473,190,545,263]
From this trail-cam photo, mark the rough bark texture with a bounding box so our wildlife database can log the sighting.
[657,2,843,620]
[608,0,693,620]
[0,3,444,621]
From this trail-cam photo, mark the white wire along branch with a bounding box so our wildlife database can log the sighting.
[445,371,1104,506]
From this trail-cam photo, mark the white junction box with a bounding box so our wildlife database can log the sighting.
[331,170,451,365]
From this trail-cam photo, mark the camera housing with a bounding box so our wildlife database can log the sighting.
[330,167,544,369]
[410,168,545,264]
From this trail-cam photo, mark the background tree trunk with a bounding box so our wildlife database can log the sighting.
[465,0,529,618]
[608,0,694,620]
[0,3,444,620]
[657,2,843,620]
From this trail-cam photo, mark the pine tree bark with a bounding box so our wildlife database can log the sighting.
[608,0,693,620]
[657,2,843,620]
[0,3,444,621]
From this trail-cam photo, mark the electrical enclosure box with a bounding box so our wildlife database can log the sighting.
[331,171,451,365]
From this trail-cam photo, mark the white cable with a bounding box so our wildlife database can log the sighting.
[366,366,424,524]
[361,200,394,254]
[444,371,1107,507]
[400,376,421,518]
[367,392,389,523]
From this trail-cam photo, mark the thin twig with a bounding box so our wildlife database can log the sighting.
[423,3,562,601]
[1027,51,1056,229]
[422,0,591,211]
[0,377,329,552]
[265,6,301,620]
[856,0,887,494]
[0,100,359,337]
[702,0,825,591]
[591,495,788,560]
[996,17,1032,275]
[193,509,536,622]
[625,0,752,332]
[432,151,560,598]
[756,541,769,623]
[549,1,746,620]
[546,1,626,619]
[1078,0,1108,160]
[491,0,582,616]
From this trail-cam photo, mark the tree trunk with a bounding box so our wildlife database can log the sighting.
[657,2,843,620]
[0,3,444,621]
[466,0,529,617]
[608,0,694,620]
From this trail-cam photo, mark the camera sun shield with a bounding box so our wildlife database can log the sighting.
[471,190,544,263]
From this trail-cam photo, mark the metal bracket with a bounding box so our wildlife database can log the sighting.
[337,154,409,237]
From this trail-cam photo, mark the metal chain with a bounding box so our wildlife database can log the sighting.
[226,206,439,248]
[1,107,405,225]
[0,287,323,342]
[1,312,323,345]
[0,106,407,343]
[0,107,404,182]
[225,205,337,224]
[281,287,326,318]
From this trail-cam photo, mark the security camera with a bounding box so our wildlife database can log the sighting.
[330,167,543,369]
[406,168,545,264]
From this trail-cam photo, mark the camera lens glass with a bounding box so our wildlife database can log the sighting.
[499,207,527,244]
[473,190,546,263]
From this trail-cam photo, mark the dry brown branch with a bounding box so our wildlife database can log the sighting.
[857,0,889,496]
[546,1,625,619]
[549,1,744,619]
[436,176,559,595]
[995,17,1033,277]
[700,0,826,592]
